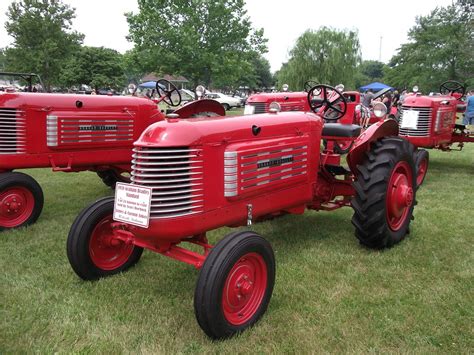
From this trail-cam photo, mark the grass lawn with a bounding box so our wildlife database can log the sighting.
[1,142,473,353]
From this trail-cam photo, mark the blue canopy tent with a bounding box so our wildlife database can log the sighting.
[139,81,157,89]
[360,82,393,92]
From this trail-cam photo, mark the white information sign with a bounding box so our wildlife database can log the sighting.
[401,110,419,129]
[244,104,255,115]
[113,183,152,228]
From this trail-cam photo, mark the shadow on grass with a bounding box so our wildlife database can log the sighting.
[428,157,474,174]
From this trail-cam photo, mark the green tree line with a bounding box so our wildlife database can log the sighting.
[2,0,472,93]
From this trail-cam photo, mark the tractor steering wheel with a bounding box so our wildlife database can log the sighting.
[304,80,319,93]
[156,79,182,107]
[307,84,347,121]
[439,80,466,97]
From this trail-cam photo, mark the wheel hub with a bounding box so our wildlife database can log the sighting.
[222,253,267,325]
[0,187,34,227]
[386,161,414,231]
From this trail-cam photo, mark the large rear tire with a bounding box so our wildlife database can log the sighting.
[0,172,44,231]
[67,197,143,280]
[194,231,275,339]
[351,137,416,249]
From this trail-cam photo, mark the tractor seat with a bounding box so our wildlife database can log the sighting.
[322,123,362,138]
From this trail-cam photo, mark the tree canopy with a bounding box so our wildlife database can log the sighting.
[384,1,473,92]
[354,60,387,89]
[4,0,84,91]
[60,46,125,91]
[276,27,361,91]
[126,0,268,89]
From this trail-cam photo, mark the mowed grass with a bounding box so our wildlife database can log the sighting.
[1,143,473,353]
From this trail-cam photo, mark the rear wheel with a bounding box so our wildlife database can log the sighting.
[194,231,275,339]
[97,169,130,189]
[67,197,143,280]
[414,149,429,188]
[0,172,43,231]
[351,137,416,249]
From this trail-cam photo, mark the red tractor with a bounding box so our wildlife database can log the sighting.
[0,79,224,231]
[67,84,419,339]
[245,82,389,153]
[397,80,472,186]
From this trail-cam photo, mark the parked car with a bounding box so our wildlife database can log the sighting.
[204,92,242,110]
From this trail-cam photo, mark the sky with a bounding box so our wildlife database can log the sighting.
[0,0,454,72]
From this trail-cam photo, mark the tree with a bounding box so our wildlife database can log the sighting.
[3,0,83,91]
[354,60,387,89]
[237,53,274,90]
[0,49,6,71]
[276,27,361,91]
[60,46,125,91]
[126,0,267,89]
[384,1,473,92]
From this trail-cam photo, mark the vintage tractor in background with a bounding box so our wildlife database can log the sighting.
[397,80,471,186]
[245,82,389,153]
[0,79,224,231]
[67,85,419,339]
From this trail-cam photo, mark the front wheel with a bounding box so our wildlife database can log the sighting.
[0,172,44,231]
[67,197,143,280]
[351,137,416,249]
[194,231,275,339]
[222,103,231,111]
[414,149,429,188]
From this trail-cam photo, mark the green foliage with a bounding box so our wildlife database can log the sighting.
[237,53,274,90]
[4,0,83,91]
[0,49,6,71]
[126,0,267,89]
[354,60,387,89]
[276,27,361,91]
[60,46,125,91]
[385,1,473,92]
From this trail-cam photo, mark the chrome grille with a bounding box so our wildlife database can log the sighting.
[399,106,432,137]
[0,108,26,154]
[131,147,203,219]
[248,102,266,114]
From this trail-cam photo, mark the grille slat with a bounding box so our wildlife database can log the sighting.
[399,106,432,137]
[248,102,267,114]
[131,146,204,219]
[0,108,26,154]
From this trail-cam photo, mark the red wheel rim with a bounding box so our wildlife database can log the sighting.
[416,158,428,186]
[89,215,134,270]
[0,186,35,228]
[222,252,268,326]
[386,161,414,231]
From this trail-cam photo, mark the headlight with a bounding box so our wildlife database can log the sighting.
[373,102,387,118]
[412,85,419,93]
[244,104,255,115]
[195,85,206,98]
[269,101,281,112]
[282,84,289,92]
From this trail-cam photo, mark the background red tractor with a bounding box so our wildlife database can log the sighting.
[397,80,471,186]
[67,84,419,339]
[0,79,224,231]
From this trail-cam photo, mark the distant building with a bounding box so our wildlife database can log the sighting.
[141,73,189,89]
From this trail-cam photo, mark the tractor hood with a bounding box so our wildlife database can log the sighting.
[402,94,459,107]
[0,91,158,111]
[246,92,307,104]
[135,111,322,147]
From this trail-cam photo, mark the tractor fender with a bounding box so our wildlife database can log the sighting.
[173,99,225,118]
[346,119,399,172]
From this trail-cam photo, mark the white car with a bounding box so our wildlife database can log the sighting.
[204,92,242,110]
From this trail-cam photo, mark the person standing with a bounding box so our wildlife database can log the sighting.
[362,89,374,107]
[463,89,474,129]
